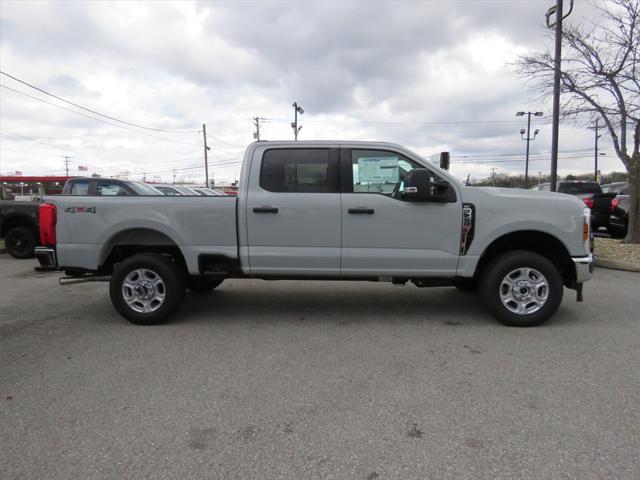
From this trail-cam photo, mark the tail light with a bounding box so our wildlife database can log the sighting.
[39,203,57,246]
[583,198,594,209]
[610,197,620,212]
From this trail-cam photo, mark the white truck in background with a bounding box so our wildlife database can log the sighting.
[35,141,594,327]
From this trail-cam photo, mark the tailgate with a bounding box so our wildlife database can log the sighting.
[591,193,616,215]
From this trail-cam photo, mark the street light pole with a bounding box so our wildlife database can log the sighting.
[516,111,543,188]
[546,0,574,192]
[291,102,304,140]
[202,123,211,188]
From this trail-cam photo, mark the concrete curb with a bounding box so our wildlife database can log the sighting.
[595,257,640,273]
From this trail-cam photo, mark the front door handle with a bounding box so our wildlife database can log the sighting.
[348,208,375,214]
[253,206,279,213]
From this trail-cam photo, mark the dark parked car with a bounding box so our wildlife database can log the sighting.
[62,177,163,196]
[530,181,615,232]
[609,184,630,239]
[0,200,40,258]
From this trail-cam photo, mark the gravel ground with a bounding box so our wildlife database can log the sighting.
[1,255,639,480]
[594,237,640,268]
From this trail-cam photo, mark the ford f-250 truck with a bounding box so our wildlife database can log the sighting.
[35,141,594,327]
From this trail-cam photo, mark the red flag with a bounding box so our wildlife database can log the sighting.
[78,165,88,171]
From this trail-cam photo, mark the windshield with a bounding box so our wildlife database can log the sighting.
[126,181,163,195]
[175,186,199,195]
[199,188,224,196]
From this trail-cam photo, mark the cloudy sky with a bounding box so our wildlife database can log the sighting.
[0,0,626,184]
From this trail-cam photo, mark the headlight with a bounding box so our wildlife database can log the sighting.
[583,207,591,253]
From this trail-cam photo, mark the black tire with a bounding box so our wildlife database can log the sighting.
[187,276,223,293]
[109,253,186,325]
[479,250,563,327]
[5,226,36,259]
[608,226,627,239]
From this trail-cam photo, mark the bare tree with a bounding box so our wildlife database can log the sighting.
[517,0,639,242]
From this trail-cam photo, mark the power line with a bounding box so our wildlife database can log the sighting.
[0,129,202,165]
[261,117,535,127]
[0,84,202,147]
[0,71,197,134]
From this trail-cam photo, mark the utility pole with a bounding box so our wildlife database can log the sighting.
[172,169,176,184]
[253,117,261,141]
[516,111,543,188]
[490,167,497,187]
[202,124,211,188]
[594,117,600,181]
[291,102,304,140]
[546,0,574,192]
[62,156,72,176]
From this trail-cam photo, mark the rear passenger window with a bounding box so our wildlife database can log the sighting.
[69,181,89,195]
[96,182,128,196]
[260,149,337,193]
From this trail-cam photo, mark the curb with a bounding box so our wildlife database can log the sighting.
[595,257,640,273]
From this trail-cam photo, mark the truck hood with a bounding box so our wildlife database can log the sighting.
[469,186,584,207]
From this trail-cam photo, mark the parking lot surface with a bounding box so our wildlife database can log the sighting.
[1,255,639,480]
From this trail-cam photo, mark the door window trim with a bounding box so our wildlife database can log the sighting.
[259,147,340,193]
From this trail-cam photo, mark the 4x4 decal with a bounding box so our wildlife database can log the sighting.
[64,206,96,214]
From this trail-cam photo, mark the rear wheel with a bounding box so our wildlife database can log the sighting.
[109,253,186,325]
[5,226,36,259]
[479,250,563,327]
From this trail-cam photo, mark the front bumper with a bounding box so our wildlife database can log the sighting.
[572,253,595,283]
[34,246,58,271]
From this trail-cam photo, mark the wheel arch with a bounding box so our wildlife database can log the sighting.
[98,228,188,274]
[473,230,575,287]
[1,213,36,237]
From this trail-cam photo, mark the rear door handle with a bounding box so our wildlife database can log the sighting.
[348,208,375,214]
[253,206,279,213]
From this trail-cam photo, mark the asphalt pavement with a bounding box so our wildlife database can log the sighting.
[1,255,639,480]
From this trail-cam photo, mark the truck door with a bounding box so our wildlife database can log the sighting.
[340,148,461,276]
[246,147,341,275]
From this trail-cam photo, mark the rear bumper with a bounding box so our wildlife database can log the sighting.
[572,253,594,284]
[34,246,58,271]
[590,213,609,229]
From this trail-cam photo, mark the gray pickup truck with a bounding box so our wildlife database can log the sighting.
[35,141,594,327]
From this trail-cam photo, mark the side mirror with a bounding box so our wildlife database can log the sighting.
[403,169,452,202]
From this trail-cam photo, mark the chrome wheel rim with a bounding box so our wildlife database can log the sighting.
[499,267,549,315]
[122,268,166,313]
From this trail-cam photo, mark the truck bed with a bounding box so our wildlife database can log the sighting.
[46,195,238,274]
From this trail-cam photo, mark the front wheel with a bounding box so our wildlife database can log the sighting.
[479,250,563,327]
[109,253,186,325]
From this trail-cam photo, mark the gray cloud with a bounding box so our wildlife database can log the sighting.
[0,0,623,183]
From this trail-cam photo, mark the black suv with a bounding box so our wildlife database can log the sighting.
[529,181,616,232]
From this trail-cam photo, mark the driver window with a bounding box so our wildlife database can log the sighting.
[351,149,428,196]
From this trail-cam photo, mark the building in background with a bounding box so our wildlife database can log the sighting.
[0,176,73,200]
